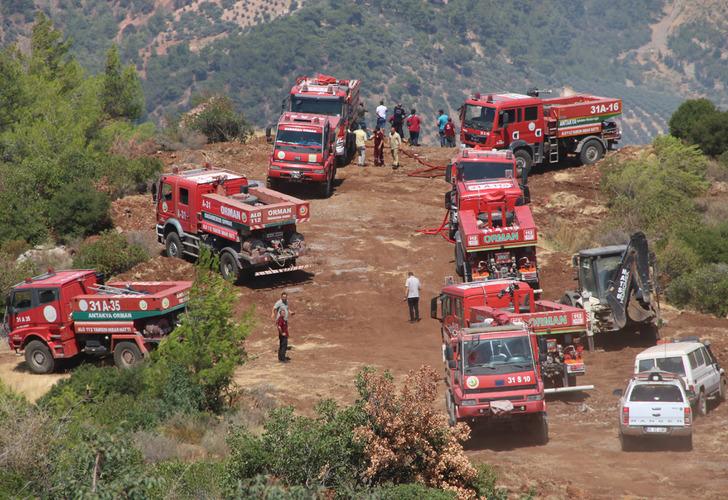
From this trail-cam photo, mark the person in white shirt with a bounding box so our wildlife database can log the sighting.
[376,100,387,129]
[404,271,421,322]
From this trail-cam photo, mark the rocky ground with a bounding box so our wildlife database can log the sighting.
[3,138,728,498]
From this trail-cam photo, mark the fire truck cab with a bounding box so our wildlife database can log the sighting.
[267,112,338,197]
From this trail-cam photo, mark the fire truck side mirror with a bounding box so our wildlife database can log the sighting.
[447,360,457,370]
[445,163,453,183]
[571,255,578,268]
[444,343,454,361]
[151,183,158,202]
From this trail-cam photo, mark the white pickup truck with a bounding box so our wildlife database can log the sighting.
[615,371,693,451]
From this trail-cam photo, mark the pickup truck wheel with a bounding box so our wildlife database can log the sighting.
[580,140,604,165]
[697,390,708,416]
[719,376,726,402]
[678,435,693,451]
[534,412,549,445]
[619,433,634,452]
[219,253,242,284]
[113,341,143,369]
[24,340,55,374]
[165,232,183,259]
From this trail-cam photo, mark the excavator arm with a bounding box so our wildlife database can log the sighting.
[605,232,657,329]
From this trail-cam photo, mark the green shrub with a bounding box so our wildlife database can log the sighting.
[48,181,112,241]
[150,460,228,499]
[152,252,250,412]
[72,230,148,276]
[185,95,253,143]
[667,264,728,316]
[656,236,701,281]
[370,483,456,499]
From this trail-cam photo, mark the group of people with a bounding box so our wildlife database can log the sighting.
[352,100,457,168]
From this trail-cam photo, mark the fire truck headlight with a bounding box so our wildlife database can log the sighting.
[313,169,325,175]
[270,165,281,170]
[527,394,544,401]
[461,399,477,406]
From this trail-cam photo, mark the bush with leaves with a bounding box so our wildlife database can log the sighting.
[48,181,112,241]
[72,230,148,276]
[669,98,728,157]
[666,263,728,317]
[183,95,253,143]
[152,251,250,412]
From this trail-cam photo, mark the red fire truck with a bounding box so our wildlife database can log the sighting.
[459,90,622,174]
[2,269,191,373]
[454,198,539,287]
[431,278,594,393]
[154,167,309,283]
[445,148,529,239]
[267,112,338,197]
[285,74,361,167]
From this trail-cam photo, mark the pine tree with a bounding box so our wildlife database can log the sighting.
[101,45,144,120]
[28,12,79,89]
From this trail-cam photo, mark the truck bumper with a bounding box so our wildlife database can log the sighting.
[620,425,692,438]
[268,164,327,183]
[457,399,545,420]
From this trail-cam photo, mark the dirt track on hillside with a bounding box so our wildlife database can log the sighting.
[3,138,728,498]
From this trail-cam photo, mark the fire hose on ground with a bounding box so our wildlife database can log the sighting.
[417,209,455,243]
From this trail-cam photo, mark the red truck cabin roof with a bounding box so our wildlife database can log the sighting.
[13,270,97,290]
[278,113,328,129]
[291,74,360,100]
[442,278,526,299]
[465,93,542,109]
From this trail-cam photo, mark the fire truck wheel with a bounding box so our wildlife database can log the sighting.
[580,140,604,165]
[219,252,242,284]
[463,259,473,282]
[114,341,143,369]
[24,340,55,374]
[455,242,464,277]
[165,232,183,259]
[320,174,333,198]
[533,412,549,445]
[266,177,280,191]
[445,394,457,427]
[514,149,532,178]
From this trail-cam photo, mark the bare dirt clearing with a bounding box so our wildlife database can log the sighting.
[4,139,728,498]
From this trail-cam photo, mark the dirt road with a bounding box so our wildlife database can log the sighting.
[3,139,728,498]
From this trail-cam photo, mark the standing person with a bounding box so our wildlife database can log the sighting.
[390,103,406,139]
[406,108,421,146]
[271,292,294,362]
[376,100,387,130]
[389,127,402,169]
[353,125,368,166]
[444,117,456,147]
[437,109,449,147]
[373,126,385,166]
[404,271,421,322]
[357,102,368,136]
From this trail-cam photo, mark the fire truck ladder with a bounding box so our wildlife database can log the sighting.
[548,136,559,163]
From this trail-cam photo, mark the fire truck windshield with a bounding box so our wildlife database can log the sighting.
[463,104,496,131]
[275,129,323,152]
[291,97,343,117]
[463,336,534,375]
[460,161,513,181]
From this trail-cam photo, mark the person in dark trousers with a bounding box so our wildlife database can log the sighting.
[390,103,406,139]
[404,271,421,322]
[444,117,456,147]
[373,126,385,166]
[406,109,421,146]
[437,109,449,147]
[272,292,294,362]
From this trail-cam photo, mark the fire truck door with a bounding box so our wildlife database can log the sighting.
[499,108,518,146]
[177,186,192,232]
[160,181,176,221]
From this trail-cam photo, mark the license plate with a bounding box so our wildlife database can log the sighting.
[645,426,668,433]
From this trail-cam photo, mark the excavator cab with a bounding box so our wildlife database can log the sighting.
[573,246,626,301]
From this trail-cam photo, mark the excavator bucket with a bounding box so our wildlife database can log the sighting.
[605,232,654,329]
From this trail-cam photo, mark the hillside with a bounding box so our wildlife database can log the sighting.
[3,1,728,144]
